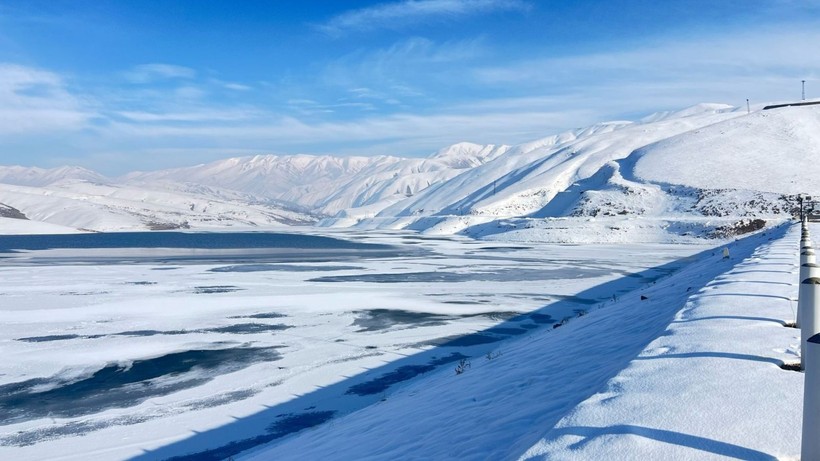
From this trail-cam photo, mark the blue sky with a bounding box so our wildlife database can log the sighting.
[1,0,819,174]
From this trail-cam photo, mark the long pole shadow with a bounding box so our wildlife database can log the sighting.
[130,225,790,461]
[540,424,778,460]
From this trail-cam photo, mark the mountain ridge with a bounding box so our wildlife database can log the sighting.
[1,102,816,240]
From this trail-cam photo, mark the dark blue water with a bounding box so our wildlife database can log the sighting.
[0,231,416,265]
[0,232,388,252]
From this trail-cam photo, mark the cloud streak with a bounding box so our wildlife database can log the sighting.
[317,0,529,35]
[0,63,94,135]
[124,63,197,84]
[471,25,820,113]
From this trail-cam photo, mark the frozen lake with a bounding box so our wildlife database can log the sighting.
[0,230,709,460]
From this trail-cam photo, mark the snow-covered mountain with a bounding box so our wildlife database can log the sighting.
[1,102,818,238]
[0,165,108,187]
[322,103,818,242]
[0,180,315,233]
[124,142,507,215]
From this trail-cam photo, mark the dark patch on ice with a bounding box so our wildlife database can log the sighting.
[60,291,110,296]
[17,334,83,342]
[164,411,336,461]
[16,323,291,342]
[206,323,291,334]
[1,414,153,446]
[229,312,287,319]
[125,281,157,285]
[0,346,281,425]
[441,300,492,305]
[485,311,521,321]
[114,329,188,337]
[310,266,612,284]
[353,309,452,332]
[0,389,264,446]
[476,246,533,251]
[209,264,363,273]
[345,353,468,396]
[183,389,261,411]
[193,285,243,294]
[351,309,524,332]
[151,267,181,270]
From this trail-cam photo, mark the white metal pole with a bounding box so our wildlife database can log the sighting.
[801,277,820,370]
[802,249,816,266]
[802,332,820,459]
[798,264,820,327]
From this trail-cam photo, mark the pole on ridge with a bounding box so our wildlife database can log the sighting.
[801,278,820,370]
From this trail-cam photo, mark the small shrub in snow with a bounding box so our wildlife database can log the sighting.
[455,358,471,375]
[486,350,502,361]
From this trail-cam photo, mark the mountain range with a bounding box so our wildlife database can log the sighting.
[2,102,818,242]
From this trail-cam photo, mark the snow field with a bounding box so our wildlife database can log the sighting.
[240,223,804,460]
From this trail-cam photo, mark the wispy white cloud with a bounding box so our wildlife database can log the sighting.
[222,82,252,91]
[468,25,820,117]
[124,63,197,84]
[317,0,529,35]
[100,107,593,156]
[115,109,262,123]
[0,63,94,135]
[319,36,487,98]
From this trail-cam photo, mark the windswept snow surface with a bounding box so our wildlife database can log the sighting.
[238,224,803,461]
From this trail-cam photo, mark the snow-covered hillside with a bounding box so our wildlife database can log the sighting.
[1,102,817,239]
[0,165,107,187]
[124,142,507,216]
[323,103,817,242]
[0,180,314,233]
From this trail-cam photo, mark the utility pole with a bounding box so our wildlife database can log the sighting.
[804,80,807,101]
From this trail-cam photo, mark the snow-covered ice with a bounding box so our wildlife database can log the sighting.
[0,230,709,460]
